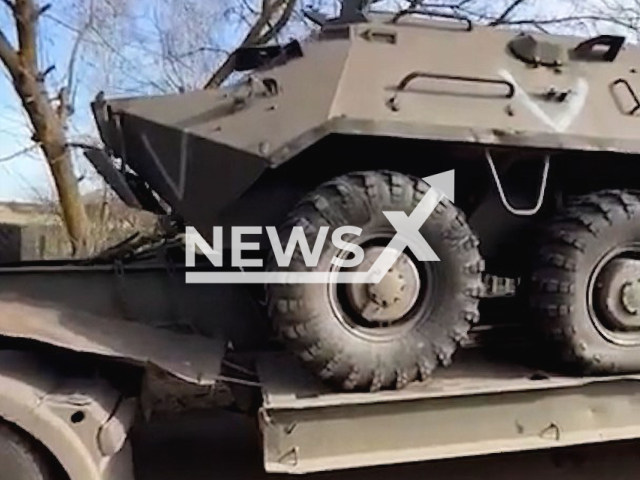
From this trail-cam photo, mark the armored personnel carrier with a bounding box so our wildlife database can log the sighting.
[87,0,640,392]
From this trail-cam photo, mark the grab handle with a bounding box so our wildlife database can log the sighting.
[389,9,473,31]
[388,71,514,111]
[397,72,514,96]
[612,78,640,115]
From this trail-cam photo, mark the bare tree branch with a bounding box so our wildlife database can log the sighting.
[0,143,39,163]
[65,13,94,110]
[490,0,528,26]
[1,0,16,13]
[246,0,288,44]
[491,14,634,29]
[257,0,297,45]
[14,0,39,71]
[204,0,292,89]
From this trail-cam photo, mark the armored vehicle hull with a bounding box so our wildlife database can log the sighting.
[90,10,640,391]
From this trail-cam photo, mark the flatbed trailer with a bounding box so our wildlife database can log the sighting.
[0,259,639,480]
[7,1,640,478]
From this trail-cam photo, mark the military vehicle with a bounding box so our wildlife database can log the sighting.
[87,0,640,392]
[5,2,640,478]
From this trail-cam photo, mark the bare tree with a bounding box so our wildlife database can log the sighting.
[489,0,528,26]
[445,0,640,36]
[0,0,90,253]
[1,0,300,257]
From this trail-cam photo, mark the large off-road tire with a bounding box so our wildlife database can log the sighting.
[530,190,640,373]
[266,171,484,391]
[0,423,62,480]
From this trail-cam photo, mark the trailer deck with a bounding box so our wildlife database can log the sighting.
[258,351,640,474]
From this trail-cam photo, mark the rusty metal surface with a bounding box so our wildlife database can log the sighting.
[258,350,640,473]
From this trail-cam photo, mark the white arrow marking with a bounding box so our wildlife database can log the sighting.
[499,69,589,133]
[141,130,189,200]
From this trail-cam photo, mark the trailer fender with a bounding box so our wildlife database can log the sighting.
[0,350,135,480]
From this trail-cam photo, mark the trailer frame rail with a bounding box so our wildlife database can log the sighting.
[258,351,640,474]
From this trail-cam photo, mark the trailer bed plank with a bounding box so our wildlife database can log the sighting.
[258,352,640,474]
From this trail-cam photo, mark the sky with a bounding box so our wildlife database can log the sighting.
[0,0,627,202]
[0,64,50,201]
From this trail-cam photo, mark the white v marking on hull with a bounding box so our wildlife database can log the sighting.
[499,69,589,133]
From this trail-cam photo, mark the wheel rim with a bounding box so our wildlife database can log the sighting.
[344,246,422,324]
[588,243,640,346]
[328,230,436,342]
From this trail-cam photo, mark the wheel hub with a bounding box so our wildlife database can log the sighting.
[345,247,421,324]
[595,258,640,330]
[621,280,640,315]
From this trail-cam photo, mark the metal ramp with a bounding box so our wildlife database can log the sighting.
[257,351,640,474]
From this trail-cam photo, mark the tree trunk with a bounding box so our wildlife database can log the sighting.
[10,62,89,254]
[0,0,89,254]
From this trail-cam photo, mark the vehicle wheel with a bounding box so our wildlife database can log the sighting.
[530,190,640,373]
[0,422,62,480]
[266,171,484,391]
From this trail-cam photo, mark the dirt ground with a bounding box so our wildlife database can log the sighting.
[133,411,640,480]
